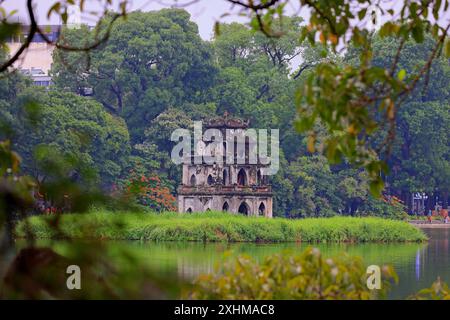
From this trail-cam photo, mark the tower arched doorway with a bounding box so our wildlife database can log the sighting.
[186,208,192,213]
[222,202,229,212]
[237,168,247,186]
[238,202,250,215]
[190,174,196,186]
[207,174,214,185]
[258,202,266,216]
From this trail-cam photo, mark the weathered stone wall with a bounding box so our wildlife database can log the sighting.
[184,164,265,187]
[177,116,273,217]
[178,194,272,217]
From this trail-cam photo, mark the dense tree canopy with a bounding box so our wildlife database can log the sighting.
[3,89,130,188]
[1,0,450,301]
[52,9,216,141]
[366,35,450,211]
[2,8,449,216]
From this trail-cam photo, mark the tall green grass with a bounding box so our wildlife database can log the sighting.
[15,211,427,243]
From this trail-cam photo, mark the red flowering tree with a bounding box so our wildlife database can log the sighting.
[125,171,177,212]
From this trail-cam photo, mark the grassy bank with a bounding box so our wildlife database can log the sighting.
[15,211,427,243]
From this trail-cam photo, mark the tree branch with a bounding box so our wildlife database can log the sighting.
[0,0,37,73]
[226,0,280,11]
[0,0,127,74]
[293,63,312,79]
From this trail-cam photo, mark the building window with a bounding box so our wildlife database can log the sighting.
[223,169,228,185]
[257,169,267,185]
[222,202,229,212]
[258,203,266,216]
[237,168,247,186]
[207,175,214,185]
[190,174,196,186]
[238,202,250,215]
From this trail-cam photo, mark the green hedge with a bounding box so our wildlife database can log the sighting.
[15,211,427,243]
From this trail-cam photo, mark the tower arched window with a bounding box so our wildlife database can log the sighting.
[207,174,214,185]
[258,202,266,216]
[190,174,196,186]
[237,168,247,186]
[238,202,250,215]
[222,202,229,212]
[223,169,228,185]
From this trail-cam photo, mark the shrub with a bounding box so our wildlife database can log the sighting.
[121,172,177,212]
[410,278,450,300]
[184,247,398,300]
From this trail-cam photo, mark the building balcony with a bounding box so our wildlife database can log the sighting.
[177,184,272,196]
[184,154,271,166]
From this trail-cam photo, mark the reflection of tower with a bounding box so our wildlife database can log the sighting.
[67,5,82,29]
[415,249,420,281]
[177,257,213,279]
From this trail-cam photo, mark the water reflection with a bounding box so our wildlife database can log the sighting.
[18,228,449,299]
[415,249,420,281]
[149,229,448,298]
[395,228,450,299]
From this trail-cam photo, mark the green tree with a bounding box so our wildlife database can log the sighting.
[364,35,450,211]
[128,108,194,193]
[52,9,217,142]
[284,155,339,217]
[227,0,450,194]
[9,89,130,188]
[211,19,301,151]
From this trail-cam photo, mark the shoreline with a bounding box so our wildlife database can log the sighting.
[409,222,450,229]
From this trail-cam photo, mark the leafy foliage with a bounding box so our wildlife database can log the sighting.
[2,6,449,217]
[185,247,397,299]
[124,173,177,212]
[52,10,217,141]
[410,278,450,300]
[7,89,130,188]
[1,243,182,299]
[1,1,449,300]
[228,0,450,194]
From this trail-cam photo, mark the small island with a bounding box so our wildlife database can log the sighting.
[16,211,426,243]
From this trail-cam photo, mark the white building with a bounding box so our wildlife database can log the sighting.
[6,25,60,86]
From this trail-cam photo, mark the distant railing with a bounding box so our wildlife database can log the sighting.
[178,184,272,194]
[184,154,270,165]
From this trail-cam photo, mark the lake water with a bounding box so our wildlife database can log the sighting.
[109,227,449,299]
[23,227,450,299]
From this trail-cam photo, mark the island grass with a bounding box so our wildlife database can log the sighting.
[15,211,427,243]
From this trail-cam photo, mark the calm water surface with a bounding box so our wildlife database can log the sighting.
[112,227,449,299]
[27,228,450,299]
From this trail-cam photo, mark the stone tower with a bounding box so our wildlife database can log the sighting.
[177,115,273,217]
